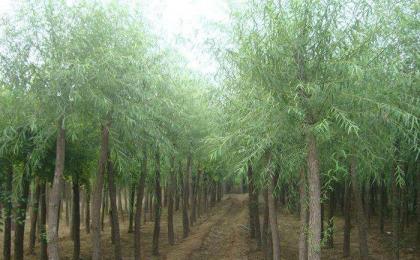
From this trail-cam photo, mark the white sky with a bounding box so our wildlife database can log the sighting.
[0,0,245,78]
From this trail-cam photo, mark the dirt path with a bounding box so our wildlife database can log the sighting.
[164,194,251,260]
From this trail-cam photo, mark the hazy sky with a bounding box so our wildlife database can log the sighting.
[0,0,242,77]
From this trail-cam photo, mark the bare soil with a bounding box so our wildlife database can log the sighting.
[1,194,419,259]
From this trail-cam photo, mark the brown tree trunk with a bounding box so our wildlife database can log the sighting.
[152,147,162,255]
[168,155,176,245]
[47,119,66,260]
[343,180,351,257]
[107,159,122,260]
[85,187,91,234]
[134,147,147,260]
[128,183,135,233]
[299,168,308,260]
[39,181,48,260]
[117,187,125,222]
[350,157,369,260]
[29,179,41,254]
[3,162,13,260]
[267,162,280,260]
[392,164,401,260]
[14,161,32,260]
[91,121,110,260]
[190,172,197,226]
[72,175,81,260]
[416,162,420,250]
[262,188,271,260]
[247,162,256,239]
[380,177,386,234]
[326,189,335,248]
[307,133,321,260]
[182,157,190,238]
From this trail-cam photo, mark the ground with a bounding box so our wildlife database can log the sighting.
[1,194,419,259]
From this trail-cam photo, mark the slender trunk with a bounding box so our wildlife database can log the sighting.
[72,175,80,260]
[29,179,41,254]
[299,168,308,260]
[107,159,122,260]
[350,157,369,260]
[343,180,351,257]
[128,183,135,233]
[40,181,48,260]
[191,173,197,225]
[3,162,13,260]
[85,188,91,234]
[416,162,420,249]
[392,164,400,260]
[143,191,148,223]
[152,147,162,255]
[47,119,66,259]
[65,183,70,228]
[182,157,190,238]
[267,163,280,260]
[118,188,124,222]
[168,155,176,245]
[326,189,335,248]
[91,121,110,260]
[134,147,147,260]
[380,178,386,234]
[247,162,256,239]
[14,161,31,260]
[262,188,271,260]
[307,133,321,260]
[175,175,180,211]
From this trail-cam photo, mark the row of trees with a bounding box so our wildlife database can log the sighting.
[0,1,227,259]
[210,0,419,259]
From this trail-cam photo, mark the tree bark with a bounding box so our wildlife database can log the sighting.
[299,168,308,260]
[182,156,190,238]
[128,183,135,233]
[134,147,147,260]
[307,133,321,260]
[14,161,32,260]
[29,179,41,254]
[47,119,66,260]
[3,162,13,260]
[85,187,91,234]
[152,147,162,255]
[343,180,351,257]
[416,162,420,250]
[91,120,110,260]
[107,159,122,260]
[247,163,256,239]
[350,157,369,260]
[40,181,48,260]
[267,164,280,260]
[72,175,81,260]
[262,188,271,260]
[168,155,176,245]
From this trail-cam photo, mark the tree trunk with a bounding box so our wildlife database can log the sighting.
[72,175,81,260]
[118,188,125,222]
[416,162,420,250]
[190,173,197,226]
[47,119,66,260]
[14,161,32,260]
[40,181,48,260]
[343,180,351,257]
[262,188,271,260]
[392,164,401,260]
[380,177,386,234]
[29,179,41,254]
[299,168,308,260]
[326,189,335,248]
[107,159,122,260]
[134,147,147,260]
[128,183,135,233]
[85,187,91,234]
[247,163,256,239]
[91,121,110,260]
[182,157,190,238]
[152,147,162,256]
[267,166,280,260]
[307,133,321,260]
[350,157,369,260]
[3,162,13,260]
[168,155,176,245]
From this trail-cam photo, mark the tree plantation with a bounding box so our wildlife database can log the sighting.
[0,0,419,259]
